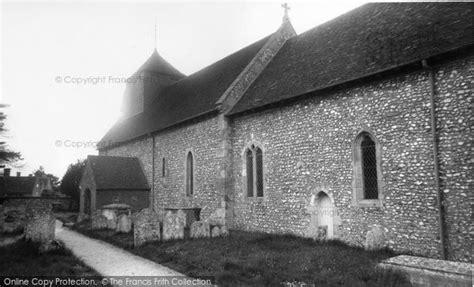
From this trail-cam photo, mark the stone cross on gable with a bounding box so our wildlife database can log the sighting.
[281,3,291,23]
[281,3,290,19]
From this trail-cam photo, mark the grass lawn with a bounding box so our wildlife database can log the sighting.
[0,235,100,276]
[74,222,410,286]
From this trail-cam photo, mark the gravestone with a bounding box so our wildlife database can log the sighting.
[365,225,386,251]
[102,203,131,231]
[163,211,184,241]
[190,221,210,238]
[211,226,221,237]
[76,213,87,223]
[317,226,328,240]
[220,226,229,237]
[107,218,117,230]
[133,208,161,247]
[39,239,64,253]
[2,200,27,233]
[91,211,108,229]
[24,200,55,243]
[3,209,23,233]
[379,255,473,286]
[206,207,225,226]
[116,214,132,233]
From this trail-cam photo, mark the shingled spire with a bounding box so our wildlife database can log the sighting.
[121,50,184,119]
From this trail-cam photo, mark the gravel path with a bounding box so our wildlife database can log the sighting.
[55,221,184,277]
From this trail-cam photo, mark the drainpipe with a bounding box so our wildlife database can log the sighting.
[422,59,446,260]
[152,135,155,211]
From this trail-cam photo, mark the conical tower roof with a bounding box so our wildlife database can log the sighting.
[133,49,184,78]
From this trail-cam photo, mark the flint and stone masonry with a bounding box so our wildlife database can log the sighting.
[230,56,472,262]
[95,4,472,263]
[100,55,472,262]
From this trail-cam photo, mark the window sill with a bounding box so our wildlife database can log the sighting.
[246,196,265,203]
[352,199,383,208]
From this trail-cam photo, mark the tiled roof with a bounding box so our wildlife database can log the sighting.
[0,176,36,197]
[87,155,150,190]
[100,3,473,146]
[132,49,185,78]
[100,35,271,147]
[230,3,474,114]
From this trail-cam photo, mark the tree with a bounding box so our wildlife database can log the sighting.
[33,166,46,177]
[60,159,86,211]
[0,105,22,164]
[32,165,60,188]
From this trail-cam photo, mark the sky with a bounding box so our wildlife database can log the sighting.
[0,0,366,179]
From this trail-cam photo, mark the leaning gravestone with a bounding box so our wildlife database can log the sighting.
[91,211,108,229]
[365,225,386,251]
[133,208,161,247]
[211,226,221,238]
[24,200,55,243]
[190,221,210,238]
[116,214,132,233]
[163,211,184,241]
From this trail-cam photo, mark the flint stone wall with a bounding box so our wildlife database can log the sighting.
[230,55,473,262]
[103,117,223,223]
[99,53,472,262]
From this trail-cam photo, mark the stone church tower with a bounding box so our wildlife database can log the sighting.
[121,50,184,118]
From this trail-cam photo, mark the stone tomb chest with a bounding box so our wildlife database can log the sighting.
[101,203,131,230]
[164,207,201,238]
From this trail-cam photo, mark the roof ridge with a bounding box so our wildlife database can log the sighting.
[297,3,371,38]
[168,35,273,85]
[229,2,473,114]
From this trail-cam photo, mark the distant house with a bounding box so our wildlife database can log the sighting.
[0,168,53,200]
[79,155,150,215]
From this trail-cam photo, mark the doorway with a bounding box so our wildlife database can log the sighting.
[317,191,334,239]
[84,188,91,215]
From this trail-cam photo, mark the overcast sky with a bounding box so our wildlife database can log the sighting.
[0,0,365,178]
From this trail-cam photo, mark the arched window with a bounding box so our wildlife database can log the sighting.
[244,144,264,198]
[255,147,263,197]
[361,135,378,199]
[246,149,254,197]
[186,151,194,196]
[353,131,383,206]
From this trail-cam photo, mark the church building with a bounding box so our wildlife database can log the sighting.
[81,3,472,262]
